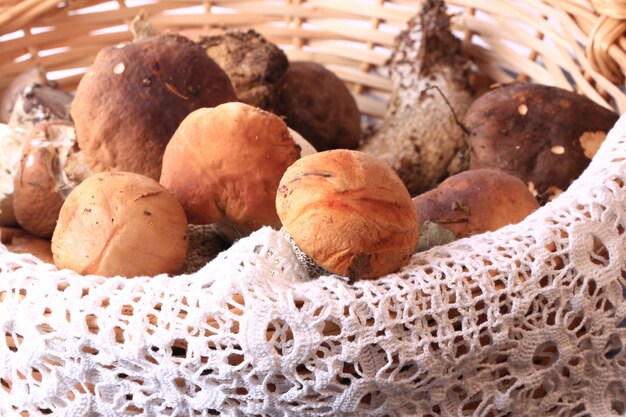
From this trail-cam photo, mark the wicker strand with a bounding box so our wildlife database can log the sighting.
[587,15,626,82]
[353,0,387,96]
[202,0,212,33]
[582,0,626,82]
[0,0,64,36]
[591,0,626,18]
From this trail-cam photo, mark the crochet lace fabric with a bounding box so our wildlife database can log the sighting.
[1,115,626,417]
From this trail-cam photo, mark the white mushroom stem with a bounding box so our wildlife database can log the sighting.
[359,0,473,196]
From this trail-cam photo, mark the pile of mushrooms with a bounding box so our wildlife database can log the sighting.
[0,2,618,283]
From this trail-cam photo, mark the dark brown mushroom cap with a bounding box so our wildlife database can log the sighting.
[71,33,237,180]
[466,83,618,202]
[274,61,362,151]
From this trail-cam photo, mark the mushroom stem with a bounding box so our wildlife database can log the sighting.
[359,0,473,195]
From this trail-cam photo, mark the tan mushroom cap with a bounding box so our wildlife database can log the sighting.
[160,102,301,233]
[276,149,420,280]
[52,171,189,278]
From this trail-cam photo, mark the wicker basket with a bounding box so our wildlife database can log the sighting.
[1,1,626,416]
[3,0,626,115]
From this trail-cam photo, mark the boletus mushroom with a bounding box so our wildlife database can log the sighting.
[359,0,474,196]
[52,171,189,277]
[160,102,302,242]
[412,169,539,245]
[273,61,362,151]
[13,121,92,238]
[71,33,237,179]
[8,83,73,132]
[0,66,47,124]
[200,29,289,111]
[465,83,619,203]
[276,149,420,281]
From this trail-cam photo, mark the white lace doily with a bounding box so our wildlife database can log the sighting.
[1,112,626,416]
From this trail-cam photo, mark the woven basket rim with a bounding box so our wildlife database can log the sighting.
[1,0,626,116]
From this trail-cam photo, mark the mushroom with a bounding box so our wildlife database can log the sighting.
[200,29,289,110]
[71,33,237,180]
[8,83,73,132]
[0,123,29,226]
[52,171,189,278]
[274,61,362,151]
[0,79,74,228]
[276,149,420,280]
[359,0,474,195]
[0,66,48,123]
[160,102,302,242]
[12,121,92,238]
[465,83,619,203]
[412,168,539,244]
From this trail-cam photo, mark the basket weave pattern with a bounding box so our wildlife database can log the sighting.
[2,0,626,114]
[1,1,626,416]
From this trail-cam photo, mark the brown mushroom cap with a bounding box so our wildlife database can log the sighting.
[71,33,237,180]
[52,171,189,277]
[200,29,289,110]
[274,61,362,151]
[160,102,301,234]
[276,149,419,280]
[13,121,88,238]
[413,168,539,239]
[466,83,618,202]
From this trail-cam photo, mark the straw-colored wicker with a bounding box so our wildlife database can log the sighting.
[1,1,626,417]
[2,0,626,115]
